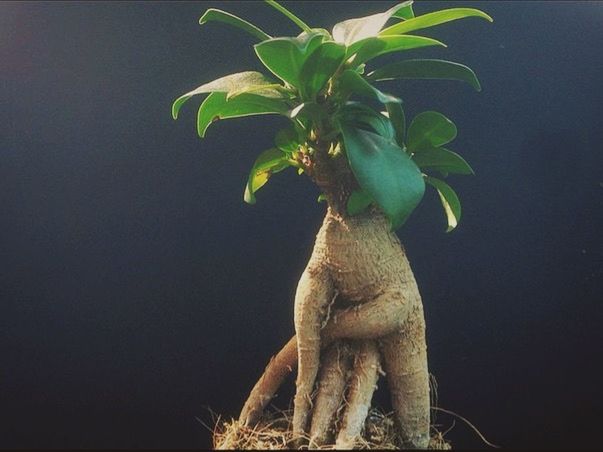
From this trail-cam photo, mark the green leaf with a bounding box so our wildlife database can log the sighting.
[385,102,406,147]
[337,102,395,141]
[264,0,311,33]
[340,126,425,230]
[275,126,300,153]
[346,35,445,65]
[244,148,291,204]
[367,59,481,91]
[199,8,271,41]
[338,69,400,105]
[380,8,493,36]
[172,71,279,120]
[412,146,474,175]
[226,84,289,101]
[288,101,326,126]
[347,189,373,215]
[332,1,414,45]
[425,176,461,232]
[254,32,326,88]
[196,92,290,138]
[407,111,457,152]
[393,2,415,20]
[299,42,346,99]
[317,193,327,203]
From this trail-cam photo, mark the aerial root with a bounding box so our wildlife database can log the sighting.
[335,340,380,449]
[239,335,297,426]
[292,265,335,442]
[308,342,352,449]
[240,288,412,426]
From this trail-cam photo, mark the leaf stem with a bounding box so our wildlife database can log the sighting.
[264,0,312,33]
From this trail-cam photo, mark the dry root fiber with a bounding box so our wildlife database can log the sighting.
[212,408,451,450]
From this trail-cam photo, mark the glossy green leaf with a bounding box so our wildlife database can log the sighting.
[254,32,326,88]
[332,1,414,45]
[264,0,311,32]
[425,176,461,232]
[385,102,406,147]
[367,59,481,91]
[196,92,289,138]
[172,71,279,120]
[407,111,457,152]
[393,1,415,20]
[347,189,373,215]
[317,193,327,203]
[412,146,474,175]
[299,42,346,99]
[380,8,493,36]
[346,35,445,65]
[337,102,395,140]
[226,84,288,101]
[341,126,425,230]
[199,8,271,41]
[244,148,291,204]
[338,69,400,105]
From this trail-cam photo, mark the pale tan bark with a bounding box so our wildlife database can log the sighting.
[335,340,380,449]
[238,335,297,426]
[292,256,334,438]
[381,302,430,449]
[308,342,352,449]
[239,206,431,448]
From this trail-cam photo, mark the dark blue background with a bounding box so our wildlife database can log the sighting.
[1,1,602,449]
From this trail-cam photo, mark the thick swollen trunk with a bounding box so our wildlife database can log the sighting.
[240,141,430,448]
[241,206,431,448]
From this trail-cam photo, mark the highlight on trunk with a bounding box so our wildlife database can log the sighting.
[172,1,492,449]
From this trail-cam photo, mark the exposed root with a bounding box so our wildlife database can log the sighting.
[431,407,500,449]
[309,342,353,448]
[213,407,451,450]
[335,340,380,449]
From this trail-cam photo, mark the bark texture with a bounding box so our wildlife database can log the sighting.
[335,340,380,449]
[308,341,352,448]
[241,205,431,449]
[240,139,430,448]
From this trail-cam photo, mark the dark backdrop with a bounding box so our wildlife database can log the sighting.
[1,1,602,449]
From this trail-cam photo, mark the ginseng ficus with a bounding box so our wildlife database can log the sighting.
[172,1,492,449]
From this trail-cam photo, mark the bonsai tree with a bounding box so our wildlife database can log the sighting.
[173,1,492,448]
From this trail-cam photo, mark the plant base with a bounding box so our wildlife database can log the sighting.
[211,408,452,450]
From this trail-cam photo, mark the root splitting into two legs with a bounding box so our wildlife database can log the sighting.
[239,209,432,449]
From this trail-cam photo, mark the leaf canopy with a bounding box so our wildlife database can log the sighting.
[196,92,290,137]
[407,111,457,152]
[298,41,346,99]
[264,0,311,33]
[347,189,373,216]
[367,59,481,91]
[338,69,400,105]
[172,71,281,120]
[425,176,461,232]
[337,102,395,141]
[174,1,492,232]
[244,148,292,204]
[254,31,326,88]
[199,8,271,41]
[346,35,445,66]
[341,126,425,230]
[413,146,474,175]
[385,102,406,147]
[380,7,493,36]
[332,1,414,45]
